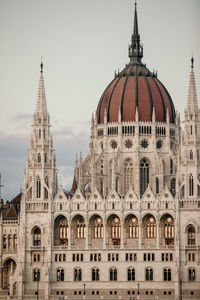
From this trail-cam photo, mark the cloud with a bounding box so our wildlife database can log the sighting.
[0,125,89,201]
[11,113,32,131]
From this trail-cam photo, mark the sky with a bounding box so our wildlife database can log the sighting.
[0,0,200,201]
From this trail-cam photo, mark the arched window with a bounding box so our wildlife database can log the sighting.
[8,235,12,249]
[39,129,41,139]
[145,216,156,238]
[74,268,82,281]
[156,177,159,194]
[33,227,41,246]
[129,217,139,238]
[3,235,7,249]
[37,153,41,163]
[188,268,196,281]
[44,153,47,163]
[170,178,176,197]
[44,187,48,199]
[59,219,68,244]
[127,268,135,281]
[57,269,64,281]
[190,150,193,160]
[111,217,121,239]
[189,175,194,196]
[170,159,173,174]
[164,217,174,239]
[94,218,103,239]
[92,268,99,281]
[13,234,17,249]
[124,159,133,194]
[187,225,195,245]
[140,159,149,196]
[36,177,41,198]
[145,268,153,281]
[109,268,117,281]
[77,218,86,239]
[164,268,171,281]
[33,269,40,281]
[116,177,119,193]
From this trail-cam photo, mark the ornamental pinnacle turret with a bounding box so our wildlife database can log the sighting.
[24,62,57,204]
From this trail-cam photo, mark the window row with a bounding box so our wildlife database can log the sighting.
[2,234,17,250]
[33,267,197,282]
[33,221,196,248]
[53,252,174,262]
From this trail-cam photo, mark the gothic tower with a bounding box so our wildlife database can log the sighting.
[18,63,57,300]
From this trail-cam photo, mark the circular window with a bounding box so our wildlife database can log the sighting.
[111,140,118,149]
[132,217,137,223]
[125,139,133,149]
[114,217,119,223]
[141,139,148,149]
[167,217,172,223]
[94,194,98,199]
[97,218,102,223]
[59,195,63,199]
[149,217,154,223]
[156,140,162,149]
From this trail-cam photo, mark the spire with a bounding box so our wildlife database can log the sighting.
[187,57,198,111]
[129,1,143,63]
[36,61,47,113]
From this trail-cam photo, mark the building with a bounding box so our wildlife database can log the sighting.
[0,3,199,300]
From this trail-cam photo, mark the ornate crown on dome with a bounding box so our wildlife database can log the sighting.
[96,2,176,124]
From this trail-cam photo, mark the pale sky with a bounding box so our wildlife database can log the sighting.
[0,0,200,201]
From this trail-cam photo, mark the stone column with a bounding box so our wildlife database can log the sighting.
[68,221,71,249]
[138,219,142,248]
[156,216,160,248]
[85,220,88,249]
[103,217,106,249]
[0,268,3,289]
[120,219,124,249]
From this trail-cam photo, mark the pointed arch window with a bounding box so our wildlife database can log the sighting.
[164,268,171,281]
[94,218,103,239]
[33,269,40,281]
[140,159,149,196]
[188,268,196,281]
[145,268,153,281]
[128,268,135,281]
[33,227,41,246]
[190,150,193,160]
[170,158,173,174]
[129,217,139,238]
[36,177,41,198]
[187,225,195,245]
[111,217,121,239]
[156,177,159,194]
[39,129,41,139]
[38,153,41,163]
[74,268,82,281]
[92,268,99,281]
[57,268,64,281]
[189,174,194,196]
[44,153,47,163]
[109,268,117,281]
[124,159,133,194]
[13,234,17,249]
[170,178,176,197]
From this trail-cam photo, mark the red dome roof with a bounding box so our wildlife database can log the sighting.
[96,3,175,124]
[97,63,175,124]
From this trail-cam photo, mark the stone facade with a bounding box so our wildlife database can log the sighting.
[0,5,200,300]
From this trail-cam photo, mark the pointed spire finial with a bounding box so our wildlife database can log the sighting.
[191,56,194,68]
[40,57,43,73]
[129,0,143,63]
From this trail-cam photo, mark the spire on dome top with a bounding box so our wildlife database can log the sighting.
[191,56,194,68]
[187,57,198,111]
[40,58,43,73]
[36,61,47,113]
[129,0,143,63]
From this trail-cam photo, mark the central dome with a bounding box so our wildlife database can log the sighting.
[96,4,175,124]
